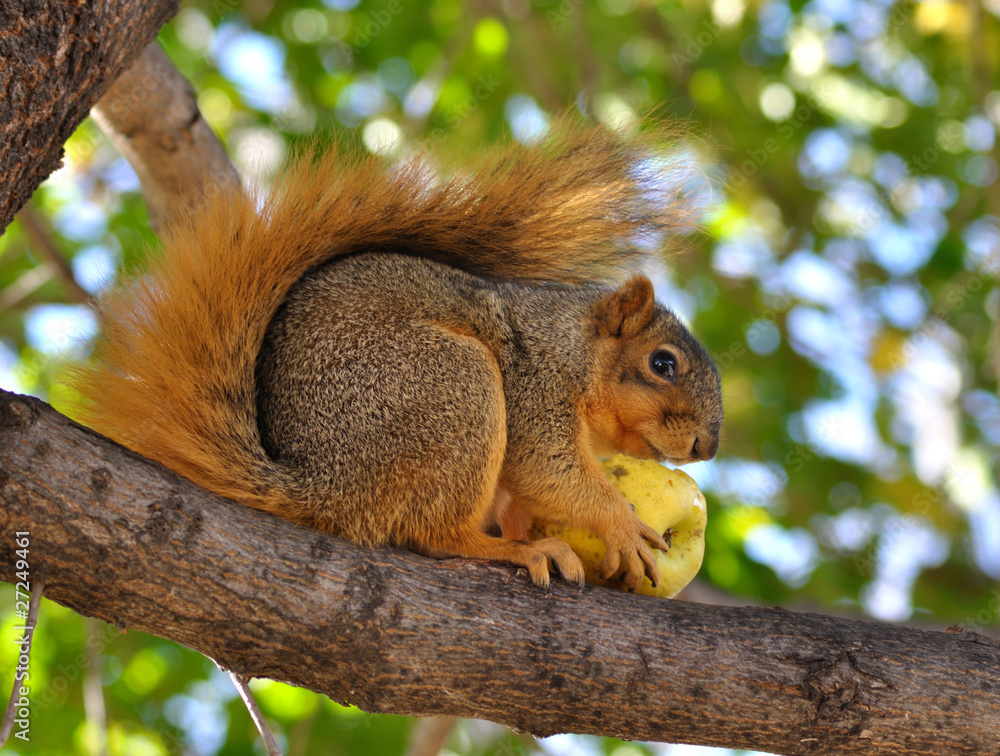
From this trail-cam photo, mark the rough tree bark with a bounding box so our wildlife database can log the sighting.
[0,0,180,233]
[2,389,999,756]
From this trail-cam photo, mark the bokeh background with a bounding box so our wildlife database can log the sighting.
[2,0,999,754]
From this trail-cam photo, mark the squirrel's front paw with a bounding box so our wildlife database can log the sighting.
[598,514,666,591]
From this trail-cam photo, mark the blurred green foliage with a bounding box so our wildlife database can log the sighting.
[2,0,1000,753]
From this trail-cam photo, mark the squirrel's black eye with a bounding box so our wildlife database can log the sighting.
[650,350,678,379]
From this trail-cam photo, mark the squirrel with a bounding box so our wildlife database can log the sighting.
[71,123,723,591]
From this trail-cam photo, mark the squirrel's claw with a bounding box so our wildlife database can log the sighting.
[529,537,586,586]
[525,556,552,589]
[637,542,661,588]
[599,515,663,591]
[598,550,621,582]
[638,521,670,552]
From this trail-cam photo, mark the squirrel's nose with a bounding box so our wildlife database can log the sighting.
[691,431,718,461]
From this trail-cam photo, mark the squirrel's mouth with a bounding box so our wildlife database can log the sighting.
[641,437,671,464]
[643,436,694,466]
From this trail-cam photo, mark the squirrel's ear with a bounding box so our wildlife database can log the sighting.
[593,275,656,338]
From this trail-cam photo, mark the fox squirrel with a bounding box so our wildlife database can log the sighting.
[72,124,723,591]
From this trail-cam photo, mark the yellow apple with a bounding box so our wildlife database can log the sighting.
[532,454,707,598]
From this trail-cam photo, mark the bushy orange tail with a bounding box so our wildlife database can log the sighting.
[68,122,696,522]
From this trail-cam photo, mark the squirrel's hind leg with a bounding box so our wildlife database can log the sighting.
[398,324,584,588]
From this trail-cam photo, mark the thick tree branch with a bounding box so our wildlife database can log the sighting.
[1,388,999,756]
[90,42,241,230]
[0,0,180,233]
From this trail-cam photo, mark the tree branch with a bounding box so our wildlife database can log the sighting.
[90,42,241,231]
[1,388,999,756]
[0,0,180,233]
[227,670,283,756]
[0,576,42,749]
[404,717,457,756]
[15,205,90,304]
